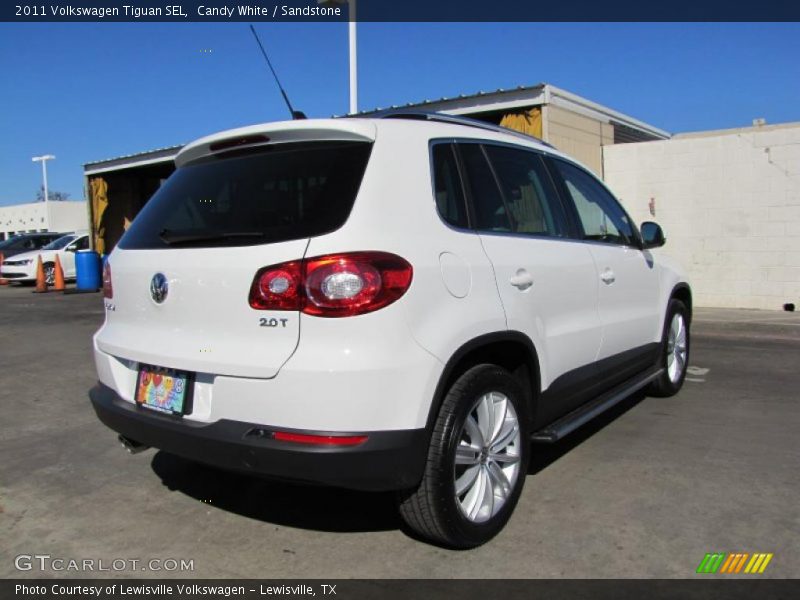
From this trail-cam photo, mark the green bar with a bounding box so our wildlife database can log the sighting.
[696,554,713,573]
[709,553,727,574]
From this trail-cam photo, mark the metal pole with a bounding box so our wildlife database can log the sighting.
[42,160,49,209]
[348,0,357,114]
[32,155,55,231]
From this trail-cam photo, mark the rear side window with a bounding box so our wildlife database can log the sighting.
[483,145,567,237]
[72,236,90,251]
[431,144,469,229]
[551,159,636,246]
[119,141,372,249]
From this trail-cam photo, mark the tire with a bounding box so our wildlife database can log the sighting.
[398,364,530,548]
[43,262,55,286]
[647,299,690,397]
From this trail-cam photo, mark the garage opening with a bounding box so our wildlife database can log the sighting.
[84,148,179,253]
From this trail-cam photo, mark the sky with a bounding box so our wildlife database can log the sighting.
[1,22,799,206]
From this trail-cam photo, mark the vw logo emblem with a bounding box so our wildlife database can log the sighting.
[150,273,169,304]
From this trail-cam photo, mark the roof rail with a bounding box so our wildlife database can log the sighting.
[360,109,555,148]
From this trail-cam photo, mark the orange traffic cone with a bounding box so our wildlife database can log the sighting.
[33,255,49,293]
[53,255,66,291]
[0,252,8,285]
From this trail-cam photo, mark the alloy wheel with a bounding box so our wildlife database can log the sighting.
[666,313,688,383]
[453,391,522,523]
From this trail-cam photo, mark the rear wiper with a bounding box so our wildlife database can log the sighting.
[158,229,266,245]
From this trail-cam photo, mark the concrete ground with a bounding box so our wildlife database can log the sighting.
[1,285,798,579]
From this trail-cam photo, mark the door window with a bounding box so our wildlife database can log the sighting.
[460,143,568,237]
[431,143,469,229]
[483,145,568,237]
[459,144,510,232]
[551,159,636,246]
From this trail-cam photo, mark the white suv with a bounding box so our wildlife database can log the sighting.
[90,113,691,548]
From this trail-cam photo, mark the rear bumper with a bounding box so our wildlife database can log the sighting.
[89,383,429,492]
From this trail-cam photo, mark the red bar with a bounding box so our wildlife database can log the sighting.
[209,134,269,152]
[272,431,368,446]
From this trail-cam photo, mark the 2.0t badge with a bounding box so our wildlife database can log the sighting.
[150,273,168,304]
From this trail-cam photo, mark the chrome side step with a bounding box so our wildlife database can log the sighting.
[531,367,663,443]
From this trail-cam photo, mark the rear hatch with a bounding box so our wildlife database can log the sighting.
[96,122,374,378]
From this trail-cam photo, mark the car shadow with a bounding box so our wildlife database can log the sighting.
[150,390,647,535]
[150,451,401,533]
[528,389,648,475]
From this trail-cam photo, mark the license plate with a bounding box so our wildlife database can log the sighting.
[135,365,193,416]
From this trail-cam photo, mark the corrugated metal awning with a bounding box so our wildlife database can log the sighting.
[83,145,183,175]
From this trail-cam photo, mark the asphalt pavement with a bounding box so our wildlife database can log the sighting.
[1,285,797,578]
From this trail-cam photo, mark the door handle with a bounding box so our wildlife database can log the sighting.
[600,268,616,285]
[509,270,533,290]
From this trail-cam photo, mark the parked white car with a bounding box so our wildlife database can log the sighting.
[90,113,691,548]
[1,232,90,284]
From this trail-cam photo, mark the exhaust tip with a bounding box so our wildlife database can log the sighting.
[118,434,150,455]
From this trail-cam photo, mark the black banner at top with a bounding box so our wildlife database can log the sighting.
[4,0,800,22]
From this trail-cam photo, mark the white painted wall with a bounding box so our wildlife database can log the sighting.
[0,201,89,240]
[604,122,800,310]
[48,200,90,234]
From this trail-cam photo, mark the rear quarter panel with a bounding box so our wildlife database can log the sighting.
[303,123,509,426]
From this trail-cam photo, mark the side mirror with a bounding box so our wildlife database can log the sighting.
[640,221,666,249]
[65,245,77,253]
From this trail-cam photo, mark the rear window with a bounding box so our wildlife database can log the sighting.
[119,141,372,249]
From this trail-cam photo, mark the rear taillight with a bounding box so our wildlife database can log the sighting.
[102,261,113,299]
[249,251,413,317]
[250,260,302,311]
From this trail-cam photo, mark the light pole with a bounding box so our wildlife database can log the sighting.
[348,0,357,114]
[32,154,55,230]
[319,0,357,114]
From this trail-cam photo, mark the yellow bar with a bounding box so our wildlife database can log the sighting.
[719,554,736,573]
[734,553,749,573]
[749,554,766,574]
[744,554,759,573]
[758,553,774,574]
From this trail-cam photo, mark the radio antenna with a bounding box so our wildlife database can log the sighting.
[248,24,306,120]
